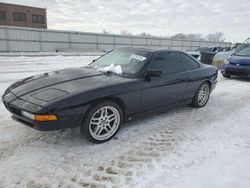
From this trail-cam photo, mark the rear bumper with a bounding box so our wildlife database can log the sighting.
[221,64,250,77]
[2,93,83,131]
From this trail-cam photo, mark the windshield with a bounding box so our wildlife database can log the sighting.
[235,47,250,57]
[234,43,249,52]
[88,49,150,77]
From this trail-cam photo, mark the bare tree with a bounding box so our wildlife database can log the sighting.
[206,32,225,42]
[138,32,153,37]
[171,33,205,41]
[120,29,133,36]
[102,29,111,35]
[186,33,203,40]
[171,33,186,39]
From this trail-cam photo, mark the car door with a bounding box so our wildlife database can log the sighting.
[179,53,202,100]
[141,52,188,112]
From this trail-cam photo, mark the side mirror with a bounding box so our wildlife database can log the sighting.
[146,70,162,77]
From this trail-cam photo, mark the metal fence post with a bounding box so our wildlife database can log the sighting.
[68,33,72,49]
[112,35,115,49]
[39,30,43,52]
[3,28,10,52]
[96,33,99,49]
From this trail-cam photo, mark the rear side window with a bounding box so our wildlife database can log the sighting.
[148,52,182,74]
[179,53,199,71]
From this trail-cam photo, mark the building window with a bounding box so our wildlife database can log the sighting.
[32,14,45,24]
[0,10,6,20]
[13,12,27,22]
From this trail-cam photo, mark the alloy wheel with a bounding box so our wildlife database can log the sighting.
[198,84,210,106]
[89,106,120,141]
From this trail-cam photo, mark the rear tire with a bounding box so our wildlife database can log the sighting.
[81,101,123,144]
[192,82,210,108]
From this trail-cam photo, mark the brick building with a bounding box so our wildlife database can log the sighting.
[0,2,47,29]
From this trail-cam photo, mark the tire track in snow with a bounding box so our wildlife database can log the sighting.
[61,79,250,188]
[1,79,250,188]
[1,55,250,187]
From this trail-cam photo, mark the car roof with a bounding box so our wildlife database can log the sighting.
[118,47,186,54]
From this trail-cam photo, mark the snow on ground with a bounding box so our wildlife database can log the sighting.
[0,55,250,188]
[0,52,104,57]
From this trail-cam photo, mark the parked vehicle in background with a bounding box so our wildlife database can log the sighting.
[212,51,232,69]
[221,46,250,78]
[2,48,218,143]
[214,39,250,69]
[200,47,229,65]
[234,38,250,53]
[188,46,227,61]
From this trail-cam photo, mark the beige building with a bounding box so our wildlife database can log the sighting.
[0,2,47,29]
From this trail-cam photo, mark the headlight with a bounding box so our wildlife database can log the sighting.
[21,111,35,120]
[224,59,229,64]
[21,111,58,121]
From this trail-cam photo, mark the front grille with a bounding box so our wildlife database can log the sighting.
[12,116,34,128]
[239,64,250,67]
[230,63,250,67]
[8,105,22,116]
[226,69,250,76]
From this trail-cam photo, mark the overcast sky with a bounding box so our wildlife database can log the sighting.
[2,0,249,42]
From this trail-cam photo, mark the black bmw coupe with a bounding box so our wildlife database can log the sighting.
[2,48,218,143]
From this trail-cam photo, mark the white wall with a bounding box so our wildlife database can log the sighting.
[0,26,232,52]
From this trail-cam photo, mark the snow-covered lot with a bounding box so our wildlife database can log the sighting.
[0,55,250,188]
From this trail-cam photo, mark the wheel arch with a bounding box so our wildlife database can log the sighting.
[191,80,211,108]
[203,80,212,90]
[193,80,211,98]
[83,96,127,123]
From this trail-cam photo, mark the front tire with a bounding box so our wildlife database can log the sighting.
[192,82,210,108]
[81,101,123,143]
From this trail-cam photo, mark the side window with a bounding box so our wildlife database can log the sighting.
[179,53,199,71]
[148,52,182,74]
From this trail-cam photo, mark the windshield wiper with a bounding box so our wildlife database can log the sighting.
[97,69,113,75]
[95,68,134,78]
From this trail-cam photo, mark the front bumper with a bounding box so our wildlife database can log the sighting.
[221,64,250,77]
[2,92,83,131]
[10,112,82,131]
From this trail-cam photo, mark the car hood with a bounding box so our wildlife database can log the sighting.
[229,55,250,65]
[5,68,139,107]
[6,68,103,96]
